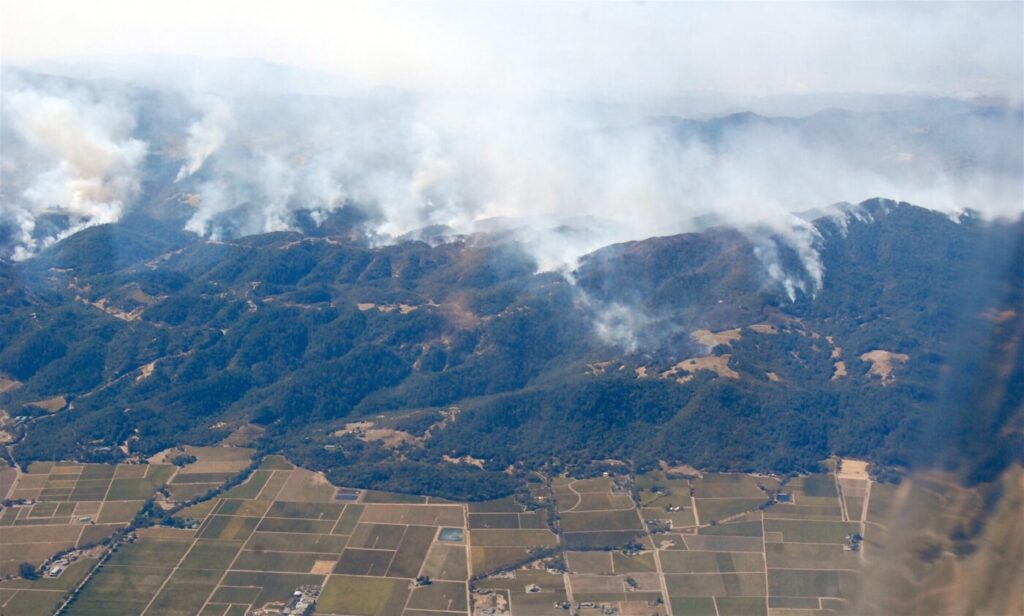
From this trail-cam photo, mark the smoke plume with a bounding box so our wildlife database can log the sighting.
[0,74,147,258]
[175,96,233,182]
[1,61,1021,309]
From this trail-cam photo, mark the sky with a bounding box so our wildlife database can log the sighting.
[3,1,1023,103]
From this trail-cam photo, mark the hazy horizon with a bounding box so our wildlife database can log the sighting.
[4,2,1022,105]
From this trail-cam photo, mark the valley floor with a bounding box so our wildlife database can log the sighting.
[0,450,1010,616]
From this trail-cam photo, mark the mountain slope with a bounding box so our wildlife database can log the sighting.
[0,200,1019,499]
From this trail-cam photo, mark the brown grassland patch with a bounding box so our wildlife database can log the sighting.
[662,355,741,383]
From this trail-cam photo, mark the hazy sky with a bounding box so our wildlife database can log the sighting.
[3,1,1022,102]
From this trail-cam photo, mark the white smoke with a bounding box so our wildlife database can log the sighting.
[1,61,1021,289]
[588,300,653,353]
[1,80,147,258]
[748,217,826,301]
[175,96,233,181]
[159,89,1021,298]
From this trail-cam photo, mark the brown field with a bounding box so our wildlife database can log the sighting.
[386,525,436,578]
[563,530,646,550]
[567,550,614,574]
[613,551,658,574]
[349,523,408,549]
[661,551,766,574]
[245,531,347,554]
[471,546,533,573]
[665,572,767,597]
[470,528,558,547]
[692,473,767,498]
[695,498,768,522]
[421,543,469,581]
[682,535,765,552]
[407,580,468,612]
[360,503,464,526]
[467,496,521,513]
[568,573,632,594]
[274,468,336,502]
[559,509,643,532]
[96,500,145,523]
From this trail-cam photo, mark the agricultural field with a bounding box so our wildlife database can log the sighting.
[552,475,645,550]
[0,460,175,577]
[154,446,254,503]
[0,554,100,616]
[471,462,873,616]
[2,454,906,615]
[38,455,473,616]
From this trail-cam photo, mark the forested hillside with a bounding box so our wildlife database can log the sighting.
[1,199,1020,499]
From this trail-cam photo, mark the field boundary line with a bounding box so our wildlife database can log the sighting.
[139,526,203,615]
[763,541,853,546]
[834,469,849,522]
[462,503,471,616]
[381,525,409,575]
[398,524,434,615]
[52,552,109,615]
[634,480,673,616]
[660,569,768,574]
[762,516,852,522]
[233,548,345,556]
[859,479,872,563]
[565,505,638,511]
[765,567,860,572]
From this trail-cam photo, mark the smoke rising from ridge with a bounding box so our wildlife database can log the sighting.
[1,60,1021,309]
[0,74,147,258]
[2,2,1020,285]
[175,96,233,182]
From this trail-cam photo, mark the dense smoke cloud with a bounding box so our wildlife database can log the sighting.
[1,61,1021,304]
[2,2,1021,290]
[163,89,1021,284]
[0,74,146,258]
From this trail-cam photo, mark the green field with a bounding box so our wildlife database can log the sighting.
[319,575,411,615]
